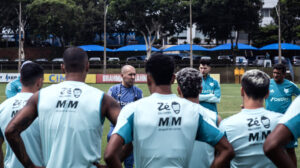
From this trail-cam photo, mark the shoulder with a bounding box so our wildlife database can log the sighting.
[133,85,143,93]
[285,79,298,88]
[219,112,241,128]
[108,84,120,92]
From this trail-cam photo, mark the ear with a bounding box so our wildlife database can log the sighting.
[170,74,175,84]
[241,87,244,97]
[177,86,183,97]
[36,77,44,90]
[86,62,89,73]
[264,89,270,99]
[199,86,202,94]
[61,64,65,73]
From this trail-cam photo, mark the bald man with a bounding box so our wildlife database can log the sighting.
[107,65,143,168]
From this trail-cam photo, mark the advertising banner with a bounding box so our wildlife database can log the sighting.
[0,73,19,83]
[96,74,147,83]
[43,74,96,84]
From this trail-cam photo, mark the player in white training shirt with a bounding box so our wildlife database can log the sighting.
[264,96,300,168]
[176,67,222,168]
[219,69,296,168]
[0,62,44,168]
[104,55,234,168]
[5,47,122,168]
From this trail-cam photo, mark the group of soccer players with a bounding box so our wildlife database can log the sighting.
[0,46,299,168]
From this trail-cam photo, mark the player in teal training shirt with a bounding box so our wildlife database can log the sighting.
[5,47,122,168]
[265,63,300,114]
[220,69,296,168]
[264,95,300,168]
[199,60,221,113]
[104,55,234,168]
[0,62,44,168]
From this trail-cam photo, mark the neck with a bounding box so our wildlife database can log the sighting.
[203,74,208,79]
[243,97,264,109]
[186,97,198,103]
[151,85,172,94]
[121,81,131,88]
[275,79,284,84]
[65,73,86,82]
[21,87,36,93]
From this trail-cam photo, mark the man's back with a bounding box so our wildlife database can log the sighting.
[266,79,300,113]
[38,81,104,168]
[219,108,282,168]
[0,93,43,168]
[113,93,223,168]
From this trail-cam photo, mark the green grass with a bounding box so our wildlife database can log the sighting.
[0,83,299,165]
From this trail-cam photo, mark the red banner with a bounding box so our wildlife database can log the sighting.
[96,74,147,83]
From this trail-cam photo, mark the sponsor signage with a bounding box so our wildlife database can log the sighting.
[43,74,96,84]
[96,74,147,83]
[0,73,19,82]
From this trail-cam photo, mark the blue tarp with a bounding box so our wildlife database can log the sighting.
[115,45,160,52]
[260,43,300,50]
[78,45,113,52]
[163,44,209,51]
[210,43,258,51]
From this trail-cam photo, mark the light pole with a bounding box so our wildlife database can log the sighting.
[189,0,193,67]
[103,0,108,74]
[275,0,282,63]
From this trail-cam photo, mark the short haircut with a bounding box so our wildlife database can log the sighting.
[145,54,175,85]
[63,47,88,73]
[20,62,44,87]
[200,59,211,66]
[241,69,270,100]
[176,68,203,98]
[273,63,286,74]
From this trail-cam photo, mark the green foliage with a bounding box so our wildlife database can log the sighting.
[194,0,262,42]
[271,0,300,42]
[193,37,201,44]
[252,24,278,47]
[169,37,178,45]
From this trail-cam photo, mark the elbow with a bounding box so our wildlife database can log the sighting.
[104,148,116,165]
[263,138,277,157]
[225,144,235,160]
[5,125,17,141]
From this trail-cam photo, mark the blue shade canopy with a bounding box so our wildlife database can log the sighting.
[260,43,300,50]
[78,45,113,52]
[210,43,258,51]
[115,45,160,52]
[163,44,209,51]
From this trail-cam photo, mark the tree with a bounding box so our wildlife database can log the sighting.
[271,0,300,43]
[109,0,189,59]
[194,0,262,49]
[252,24,278,47]
[27,0,84,48]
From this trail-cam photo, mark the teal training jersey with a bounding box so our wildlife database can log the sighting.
[189,105,218,168]
[0,92,44,168]
[266,79,300,114]
[199,74,221,113]
[37,81,104,168]
[219,108,282,168]
[5,76,22,98]
[279,96,300,140]
[113,93,224,168]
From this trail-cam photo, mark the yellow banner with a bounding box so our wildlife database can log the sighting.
[44,74,96,84]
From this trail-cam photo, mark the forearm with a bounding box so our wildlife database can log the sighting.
[5,129,35,168]
[211,150,233,168]
[287,148,297,167]
[105,153,122,168]
[265,146,295,168]
[119,143,133,162]
[199,94,213,101]
[206,96,221,103]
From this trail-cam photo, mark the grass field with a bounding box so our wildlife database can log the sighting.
[0,83,299,166]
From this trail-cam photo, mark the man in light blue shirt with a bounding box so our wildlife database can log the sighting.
[264,95,300,168]
[5,47,122,168]
[265,63,300,114]
[219,69,296,168]
[104,55,234,168]
[176,67,222,168]
[107,65,143,168]
[0,62,44,168]
[199,60,221,113]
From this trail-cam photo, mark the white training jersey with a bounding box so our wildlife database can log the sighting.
[0,92,44,168]
[113,93,224,168]
[38,81,104,168]
[219,108,282,168]
[189,105,218,168]
[279,96,300,140]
